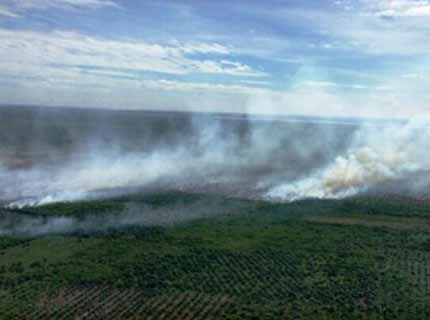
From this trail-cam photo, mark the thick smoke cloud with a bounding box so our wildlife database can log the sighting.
[267,118,430,200]
[0,107,353,207]
[1,106,430,210]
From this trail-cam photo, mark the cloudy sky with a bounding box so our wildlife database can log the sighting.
[0,0,429,118]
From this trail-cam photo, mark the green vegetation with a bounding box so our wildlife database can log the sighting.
[338,195,430,217]
[15,200,126,218]
[1,192,430,319]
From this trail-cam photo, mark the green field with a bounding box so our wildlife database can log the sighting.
[1,192,430,319]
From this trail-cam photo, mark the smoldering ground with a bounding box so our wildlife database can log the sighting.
[1,106,430,211]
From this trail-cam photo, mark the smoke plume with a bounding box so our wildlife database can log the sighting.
[266,118,430,200]
[1,106,430,210]
[0,196,243,237]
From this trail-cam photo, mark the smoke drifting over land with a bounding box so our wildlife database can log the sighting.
[0,196,240,237]
[267,118,430,200]
[0,106,430,210]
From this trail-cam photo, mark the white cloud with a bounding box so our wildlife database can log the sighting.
[238,79,270,85]
[193,60,266,77]
[3,63,429,119]
[375,85,393,91]
[178,42,230,55]
[0,0,120,18]
[0,63,267,96]
[363,0,430,17]
[245,5,429,57]
[284,5,430,56]
[297,81,367,89]
[3,26,424,119]
[142,79,269,94]
[405,5,430,16]
[1,2,429,119]
[401,73,423,79]
[0,28,263,78]
[0,27,268,113]
[0,5,20,17]
[12,0,119,10]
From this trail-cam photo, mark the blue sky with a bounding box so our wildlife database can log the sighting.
[0,0,429,118]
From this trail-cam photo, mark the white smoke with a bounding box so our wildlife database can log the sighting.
[266,118,430,201]
[2,111,430,209]
[6,191,89,208]
[0,197,239,236]
[2,114,333,208]
[1,122,255,208]
[4,149,193,208]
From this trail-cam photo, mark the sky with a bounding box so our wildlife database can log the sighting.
[0,0,429,119]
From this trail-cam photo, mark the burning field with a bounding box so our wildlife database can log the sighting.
[1,106,430,208]
[2,106,430,319]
